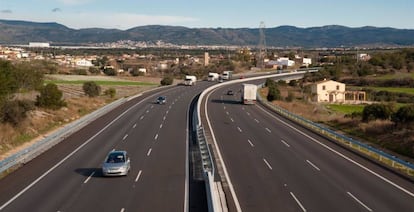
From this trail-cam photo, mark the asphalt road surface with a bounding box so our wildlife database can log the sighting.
[0,82,211,212]
[205,82,414,212]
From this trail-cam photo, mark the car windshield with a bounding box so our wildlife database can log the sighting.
[158,96,165,100]
[106,152,125,163]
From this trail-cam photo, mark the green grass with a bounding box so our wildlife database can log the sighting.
[372,73,414,80]
[45,80,158,86]
[327,104,364,114]
[364,87,414,95]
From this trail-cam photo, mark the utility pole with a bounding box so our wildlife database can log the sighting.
[257,21,267,69]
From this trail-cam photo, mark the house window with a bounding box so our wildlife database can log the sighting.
[322,85,326,90]
[336,85,340,90]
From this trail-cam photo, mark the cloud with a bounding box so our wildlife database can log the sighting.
[52,8,62,12]
[56,12,199,29]
[0,10,12,14]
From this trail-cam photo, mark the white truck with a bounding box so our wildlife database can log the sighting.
[184,75,197,86]
[221,71,232,80]
[207,72,220,81]
[241,84,257,104]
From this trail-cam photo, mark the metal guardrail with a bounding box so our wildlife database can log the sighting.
[256,86,414,177]
[0,96,129,175]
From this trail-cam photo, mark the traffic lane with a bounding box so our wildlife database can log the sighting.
[0,86,173,205]
[211,95,359,211]
[62,102,175,212]
[0,85,184,209]
[126,85,208,211]
[235,100,414,211]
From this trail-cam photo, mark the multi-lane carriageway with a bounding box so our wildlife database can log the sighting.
[0,76,414,212]
[204,81,414,211]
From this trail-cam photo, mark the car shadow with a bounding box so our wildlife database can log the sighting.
[75,168,103,178]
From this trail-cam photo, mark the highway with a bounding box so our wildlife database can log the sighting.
[0,82,211,212]
[204,82,414,212]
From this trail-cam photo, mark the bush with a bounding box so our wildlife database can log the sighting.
[104,88,116,98]
[88,67,101,75]
[71,69,88,75]
[286,91,295,102]
[130,69,145,77]
[362,103,394,122]
[83,81,101,97]
[1,100,35,125]
[160,76,173,86]
[103,68,117,76]
[392,104,414,125]
[36,83,66,110]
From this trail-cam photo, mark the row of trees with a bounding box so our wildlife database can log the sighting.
[362,103,414,125]
[1,60,115,126]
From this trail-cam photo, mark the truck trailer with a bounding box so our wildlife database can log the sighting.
[241,84,257,104]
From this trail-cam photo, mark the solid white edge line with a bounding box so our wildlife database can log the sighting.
[205,88,242,212]
[263,158,273,170]
[306,160,321,171]
[135,170,142,182]
[281,139,290,147]
[290,192,307,212]
[257,104,414,198]
[83,171,95,184]
[0,96,148,211]
[347,192,373,212]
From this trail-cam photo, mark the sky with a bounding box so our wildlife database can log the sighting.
[0,0,413,30]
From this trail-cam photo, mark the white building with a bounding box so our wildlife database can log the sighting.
[302,58,312,66]
[277,57,295,67]
[311,80,345,102]
[75,59,93,67]
[29,42,50,48]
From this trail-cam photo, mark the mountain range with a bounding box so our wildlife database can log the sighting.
[1,19,414,48]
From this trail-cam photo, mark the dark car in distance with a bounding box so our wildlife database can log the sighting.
[156,96,166,104]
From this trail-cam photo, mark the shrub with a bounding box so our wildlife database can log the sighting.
[392,104,414,125]
[362,103,394,122]
[103,67,117,76]
[104,88,116,98]
[36,83,66,110]
[83,81,101,97]
[286,91,295,102]
[160,76,173,86]
[267,84,282,101]
[1,100,35,125]
[88,67,101,75]
[71,69,88,75]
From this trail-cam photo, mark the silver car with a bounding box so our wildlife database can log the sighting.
[102,150,130,176]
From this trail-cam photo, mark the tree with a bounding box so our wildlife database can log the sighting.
[0,60,18,101]
[83,81,101,97]
[362,103,394,122]
[266,79,282,101]
[13,62,44,91]
[160,76,173,86]
[392,104,414,125]
[36,83,66,110]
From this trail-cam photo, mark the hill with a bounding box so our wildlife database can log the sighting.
[1,19,414,47]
